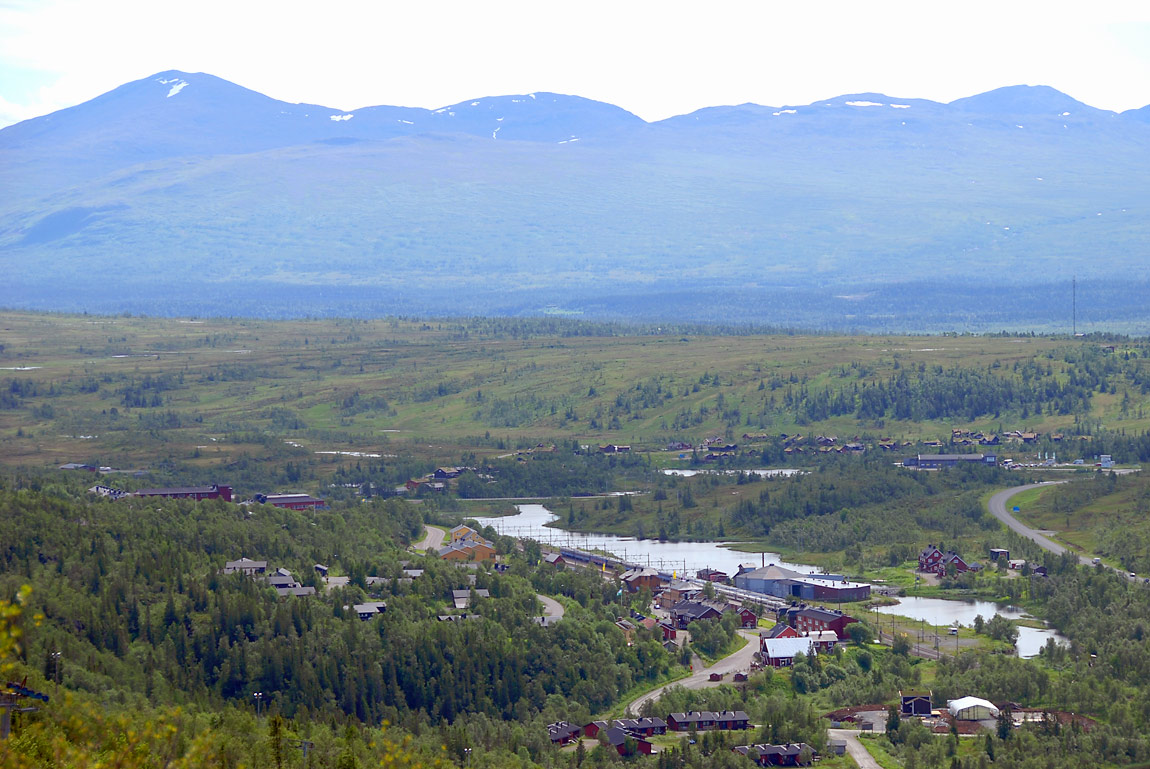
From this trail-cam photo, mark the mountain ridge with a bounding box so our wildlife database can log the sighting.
[3,70,1149,331]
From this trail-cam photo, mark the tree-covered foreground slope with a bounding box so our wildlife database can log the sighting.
[4,471,1150,767]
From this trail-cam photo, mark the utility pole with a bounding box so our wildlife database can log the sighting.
[297,739,314,765]
[51,651,61,697]
[253,691,264,718]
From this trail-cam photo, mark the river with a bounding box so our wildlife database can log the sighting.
[470,503,826,577]
[872,595,1068,658]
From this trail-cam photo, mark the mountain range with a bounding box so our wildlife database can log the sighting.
[3,70,1149,331]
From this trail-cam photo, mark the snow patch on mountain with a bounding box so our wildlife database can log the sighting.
[330,114,354,122]
[157,78,189,98]
[772,109,797,116]
[890,104,910,109]
[846,100,883,107]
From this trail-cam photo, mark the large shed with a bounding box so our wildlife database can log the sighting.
[948,696,1000,721]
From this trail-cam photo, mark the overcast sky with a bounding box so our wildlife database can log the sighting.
[2,0,1149,128]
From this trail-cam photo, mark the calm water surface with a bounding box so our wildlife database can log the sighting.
[872,595,1068,658]
[471,503,824,577]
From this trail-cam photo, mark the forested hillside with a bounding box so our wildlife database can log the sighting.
[0,478,672,731]
[4,467,1150,767]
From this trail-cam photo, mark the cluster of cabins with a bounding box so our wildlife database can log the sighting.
[732,742,817,766]
[405,466,481,494]
[223,558,317,597]
[436,524,496,562]
[548,715,819,765]
[88,482,328,510]
[548,711,751,756]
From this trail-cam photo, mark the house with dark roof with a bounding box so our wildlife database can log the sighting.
[134,484,232,502]
[714,711,751,730]
[666,710,750,732]
[223,557,267,575]
[620,567,664,593]
[602,727,652,755]
[256,493,325,510]
[668,711,716,731]
[900,689,933,717]
[911,453,997,469]
[546,721,581,746]
[792,606,858,640]
[733,742,816,766]
[354,601,387,620]
[669,599,725,629]
[697,568,729,583]
[657,579,702,608]
[267,574,298,589]
[763,623,800,639]
[543,552,565,568]
[275,586,316,597]
[584,718,667,739]
[623,717,667,736]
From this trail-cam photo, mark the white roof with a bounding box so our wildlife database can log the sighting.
[802,630,839,642]
[947,697,999,717]
[762,637,816,658]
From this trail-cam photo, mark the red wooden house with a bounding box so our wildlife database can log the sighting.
[918,545,971,576]
[792,606,857,640]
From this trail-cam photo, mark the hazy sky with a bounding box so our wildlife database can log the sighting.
[2,0,1149,127]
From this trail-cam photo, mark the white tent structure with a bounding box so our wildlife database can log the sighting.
[947,696,1000,721]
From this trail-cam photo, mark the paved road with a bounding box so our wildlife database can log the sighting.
[827,729,883,769]
[986,482,1080,561]
[626,629,760,716]
[989,482,1148,582]
[412,524,446,552]
[537,594,565,620]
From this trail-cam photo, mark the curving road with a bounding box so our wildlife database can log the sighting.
[626,629,760,716]
[412,524,446,552]
[988,482,1141,581]
[537,594,565,620]
[986,482,1080,561]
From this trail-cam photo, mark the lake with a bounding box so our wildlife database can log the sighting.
[871,595,1068,658]
[470,503,826,577]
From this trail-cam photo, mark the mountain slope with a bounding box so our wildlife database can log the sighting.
[2,72,1149,330]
